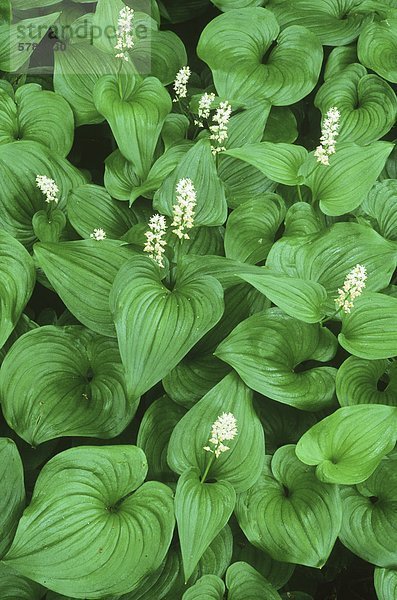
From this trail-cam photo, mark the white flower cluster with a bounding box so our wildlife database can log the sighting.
[335,264,367,313]
[314,106,341,166]
[194,92,215,127]
[36,175,59,204]
[114,6,134,62]
[144,214,167,268]
[173,66,191,102]
[90,228,106,241]
[209,100,232,155]
[204,412,238,458]
[171,178,197,240]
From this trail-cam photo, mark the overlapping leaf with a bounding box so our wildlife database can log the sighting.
[336,356,397,407]
[226,562,282,600]
[182,575,225,600]
[0,439,25,559]
[358,19,397,83]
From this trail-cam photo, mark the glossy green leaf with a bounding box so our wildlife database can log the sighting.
[94,74,172,179]
[315,64,397,144]
[0,563,44,600]
[182,575,225,600]
[296,405,397,484]
[226,562,282,600]
[339,293,397,359]
[236,445,342,568]
[219,156,276,209]
[358,19,397,83]
[3,446,175,598]
[262,106,298,144]
[0,230,35,348]
[215,308,337,410]
[225,143,308,186]
[0,326,136,446]
[336,356,397,407]
[0,439,25,559]
[154,139,228,227]
[175,468,236,581]
[302,142,393,216]
[360,179,397,242]
[375,567,397,600]
[110,256,224,398]
[339,456,397,566]
[196,525,233,580]
[324,45,358,80]
[0,84,74,157]
[168,372,265,493]
[197,8,322,105]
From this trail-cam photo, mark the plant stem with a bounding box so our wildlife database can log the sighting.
[297,184,303,202]
[321,305,342,325]
[201,454,215,484]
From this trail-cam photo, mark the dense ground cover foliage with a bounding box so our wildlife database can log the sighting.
[1,0,397,598]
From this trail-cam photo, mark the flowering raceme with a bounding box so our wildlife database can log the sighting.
[335,264,367,313]
[144,214,167,268]
[171,178,197,240]
[209,100,232,155]
[36,175,59,204]
[194,92,215,127]
[204,412,238,458]
[314,106,341,166]
[173,66,191,102]
[114,6,134,62]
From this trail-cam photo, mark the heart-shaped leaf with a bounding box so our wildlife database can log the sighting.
[215,308,337,410]
[236,445,342,568]
[0,439,25,559]
[358,19,397,83]
[168,372,265,493]
[296,405,397,484]
[32,209,66,243]
[339,293,397,359]
[34,240,134,337]
[375,567,397,600]
[226,562,282,600]
[110,256,224,398]
[361,180,397,242]
[182,575,225,600]
[336,356,397,407]
[175,468,236,581]
[0,325,136,446]
[2,445,175,598]
[0,563,44,600]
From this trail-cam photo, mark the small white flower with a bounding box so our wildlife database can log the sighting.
[173,66,191,102]
[90,228,107,241]
[314,106,341,166]
[144,214,167,268]
[36,175,59,204]
[209,100,232,155]
[204,412,238,458]
[114,6,134,62]
[335,264,367,313]
[171,178,197,240]
[194,92,215,127]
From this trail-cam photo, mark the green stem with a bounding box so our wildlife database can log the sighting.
[321,305,342,325]
[117,61,123,98]
[201,454,216,484]
[296,184,303,202]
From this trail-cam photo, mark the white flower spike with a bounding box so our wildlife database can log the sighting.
[171,178,197,240]
[194,92,215,127]
[90,228,107,241]
[335,264,367,313]
[209,100,232,155]
[204,412,238,458]
[173,66,191,102]
[114,6,134,62]
[314,106,341,166]
[36,175,59,204]
[144,214,167,268]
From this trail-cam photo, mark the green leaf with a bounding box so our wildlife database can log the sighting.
[168,372,265,493]
[154,139,228,227]
[32,209,66,244]
[236,445,342,568]
[175,468,236,581]
[315,64,397,144]
[296,405,397,484]
[324,45,358,80]
[375,567,397,600]
[0,325,136,446]
[360,179,397,242]
[0,439,25,559]
[182,575,225,600]
[219,156,276,209]
[0,563,44,600]
[0,84,74,157]
[302,142,393,216]
[339,456,397,567]
[215,308,337,410]
[34,240,134,337]
[358,19,397,83]
[339,293,397,359]
[67,184,139,239]
[225,143,308,186]
[238,270,328,323]
[196,525,233,580]
[262,106,298,144]
[180,255,263,290]
[3,445,175,598]
[0,230,35,348]
[137,395,186,481]
[226,562,282,600]
[336,356,397,407]
[224,194,286,265]
[110,256,224,398]
[197,8,322,105]
[94,74,172,180]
